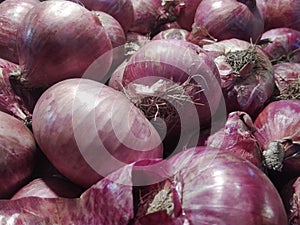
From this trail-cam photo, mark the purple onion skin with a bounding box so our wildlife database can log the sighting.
[281,177,300,225]
[0,58,33,122]
[135,147,288,224]
[206,111,262,168]
[0,0,40,64]
[16,0,113,89]
[32,78,163,188]
[273,62,300,96]
[257,0,300,32]
[189,0,264,43]
[261,28,300,63]
[176,0,202,31]
[203,39,274,118]
[0,111,36,199]
[152,28,189,41]
[11,177,83,200]
[69,0,134,33]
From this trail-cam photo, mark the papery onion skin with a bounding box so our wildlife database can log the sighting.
[135,147,288,224]
[260,28,300,63]
[152,28,189,41]
[189,0,264,44]
[32,78,163,188]
[69,0,134,33]
[0,111,36,199]
[0,0,40,64]
[206,111,263,168]
[273,62,300,100]
[281,176,300,225]
[203,38,274,118]
[11,177,83,200]
[0,58,33,122]
[257,0,300,32]
[16,0,113,88]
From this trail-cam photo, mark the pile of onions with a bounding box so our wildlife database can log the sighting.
[260,28,300,63]
[0,111,36,198]
[32,78,163,188]
[206,111,262,168]
[69,0,134,33]
[257,0,300,32]
[13,0,113,89]
[273,62,300,100]
[11,177,83,200]
[203,38,274,118]
[254,100,300,175]
[188,0,264,44]
[0,0,40,63]
[0,58,33,122]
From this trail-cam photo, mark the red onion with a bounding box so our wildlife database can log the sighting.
[129,0,177,35]
[281,176,300,225]
[260,28,300,63]
[206,111,262,168]
[32,78,163,188]
[152,28,189,41]
[188,0,264,44]
[13,0,113,88]
[273,62,300,100]
[0,58,33,122]
[0,0,40,64]
[11,177,83,200]
[125,32,150,57]
[69,0,134,33]
[254,100,300,174]
[0,111,36,199]
[203,38,275,118]
[108,59,127,91]
[257,0,300,32]
[93,11,126,68]
[134,147,287,224]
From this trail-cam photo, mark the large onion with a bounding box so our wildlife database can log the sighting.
[32,78,163,188]
[0,111,36,199]
[189,0,264,44]
[13,0,113,88]
[0,0,40,63]
[203,38,274,118]
[257,0,300,32]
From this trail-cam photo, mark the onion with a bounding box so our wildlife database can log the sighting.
[273,62,300,100]
[257,0,300,32]
[69,0,134,33]
[0,58,33,122]
[206,111,263,168]
[13,0,113,89]
[32,78,163,188]
[134,147,287,224]
[188,0,264,44]
[0,111,36,199]
[11,177,83,200]
[281,176,300,225]
[152,28,189,41]
[129,0,177,35]
[203,38,274,118]
[0,0,40,64]
[254,100,300,174]
[125,32,150,57]
[260,28,300,63]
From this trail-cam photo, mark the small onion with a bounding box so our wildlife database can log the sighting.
[260,28,300,63]
[14,0,113,88]
[257,0,300,32]
[189,0,264,44]
[0,111,36,199]
[32,78,163,188]
[254,100,300,174]
[0,0,40,63]
[11,177,83,200]
[206,111,262,168]
[273,62,300,100]
[203,38,274,118]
